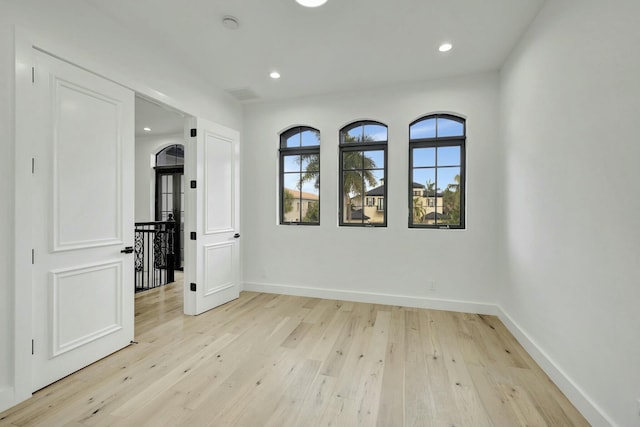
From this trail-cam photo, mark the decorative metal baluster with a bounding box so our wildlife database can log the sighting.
[133,219,177,292]
[153,226,164,287]
[166,214,175,283]
[134,232,144,272]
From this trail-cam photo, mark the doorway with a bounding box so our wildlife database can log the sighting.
[154,144,185,270]
[134,96,187,280]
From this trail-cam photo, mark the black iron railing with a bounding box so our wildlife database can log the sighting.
[134,215,175,292]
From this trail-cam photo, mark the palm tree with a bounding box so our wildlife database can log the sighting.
[299,148,378,222]
[342,151,377,222]
[442,174,461,225]
[424,179,436,197]
[446,174,461,192]
[412,196,426,223]
[299,153,320,189]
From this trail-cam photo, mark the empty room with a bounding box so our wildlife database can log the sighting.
[0,0,638,426]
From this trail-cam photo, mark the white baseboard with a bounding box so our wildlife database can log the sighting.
[243,280,499,316]
[243,281,614,427]
[497,306,616,427]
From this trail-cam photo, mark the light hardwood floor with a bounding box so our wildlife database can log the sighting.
[0,278,589,427]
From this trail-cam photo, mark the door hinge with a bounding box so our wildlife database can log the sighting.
[190,180,197,189]
[31,249,34,265]
[190,283,197,292]
[31,67,35,84]
[190,232,196,240]
[32,339,34,355]
[31,157,35,174]
[190,128,197,137]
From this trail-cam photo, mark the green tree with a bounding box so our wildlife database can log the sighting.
[340,133,380,222]
[303,201,319,223]
[342,151,377,222]
[412,196,426,223]
[442,174,461,225]
[424,179,436,196]
[283,189,294,214]
[300,153,320,189]
[299,135,379,223]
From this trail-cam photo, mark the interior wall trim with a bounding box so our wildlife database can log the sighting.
[242,281,499,316]
[497,306,616,427]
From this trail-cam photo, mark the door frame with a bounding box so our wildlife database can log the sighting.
[10,27,234,412]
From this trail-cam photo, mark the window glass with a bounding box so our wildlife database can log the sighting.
[410,117,436,139]
[365,150,385,168]
[437,117,464,137]
[437,146,460,167]
[156,144,184,167]
[364,124,388,141]
[285,134,299,148]
[301,130,320,147]
[283,155,301,172]
[412,147,435,167]
[339,121,387,226]
[341,121,387,143]
[280,127,320,225]
[409,115,465,228]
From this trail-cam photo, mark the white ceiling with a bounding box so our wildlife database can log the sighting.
[86,0,545,104]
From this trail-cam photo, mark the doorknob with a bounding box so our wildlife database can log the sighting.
[233,233,240,238]
[120,246,134,254]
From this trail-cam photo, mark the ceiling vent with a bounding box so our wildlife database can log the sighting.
[226,87,260,102]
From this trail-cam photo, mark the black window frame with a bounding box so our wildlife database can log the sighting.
[339,120,388,227]
[155,144,184,167]
[408,114,466,229]
[279,126,321,226]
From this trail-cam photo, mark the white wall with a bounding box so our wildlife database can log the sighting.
[243,73,501,310]
[135,134,185,222]
[0,18,15,396]
[499,1,640,426]
[0,1,242,131]
[0,0,241,412]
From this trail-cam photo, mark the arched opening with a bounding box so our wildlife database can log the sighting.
[155,144,185,270]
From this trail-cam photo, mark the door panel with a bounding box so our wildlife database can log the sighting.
[205,137,234,233]
[32,50,134,391]
[204,243,235,296]
[50,262,123,356]
[184,118,240,315]
[54,79,122,250]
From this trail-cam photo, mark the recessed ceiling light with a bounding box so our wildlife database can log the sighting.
[439,43,453,52]
[222,15,240,30]
[296,0,328,7]
[270,71,281,79]
[143,127,151,132]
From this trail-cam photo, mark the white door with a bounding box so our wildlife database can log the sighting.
[31,50,135,391]
[184,118,240,315]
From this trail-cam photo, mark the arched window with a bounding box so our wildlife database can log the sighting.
[339,121,387,227]
[409,114,465,228]
[279,127,320,225]
[155,144,184,167]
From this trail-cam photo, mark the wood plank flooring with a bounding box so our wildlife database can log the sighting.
[0,278,590,426]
